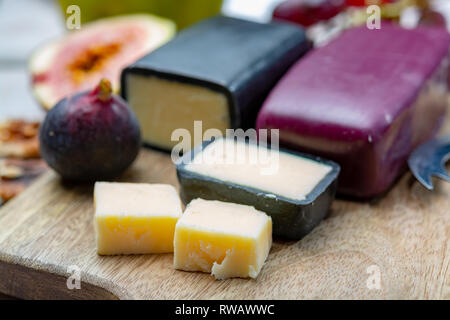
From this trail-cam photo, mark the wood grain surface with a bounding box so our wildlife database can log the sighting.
[0,125,449,300]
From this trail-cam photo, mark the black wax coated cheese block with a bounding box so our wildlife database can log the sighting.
[121,15,310,134]
[176,139,340,240]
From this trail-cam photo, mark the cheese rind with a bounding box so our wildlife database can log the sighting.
[94,182,182,255]
[185,138,332,201]
[174,199,272,280]
[256,25,450,198]
[121,16,309,151]
[176,138,340,240]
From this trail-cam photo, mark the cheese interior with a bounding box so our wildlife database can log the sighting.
[185,138,332,201]
[174,198,272,280]
[126,74,230,150]
[94,182,182,255]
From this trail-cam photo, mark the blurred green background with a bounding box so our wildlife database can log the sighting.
[57,0,223,29]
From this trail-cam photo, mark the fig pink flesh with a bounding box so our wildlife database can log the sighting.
[35,23,153,105]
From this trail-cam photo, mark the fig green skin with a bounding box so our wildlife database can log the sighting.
[39,90,141,181]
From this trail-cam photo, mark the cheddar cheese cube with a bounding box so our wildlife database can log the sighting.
[94,182,182,255]
[174,198,272,280]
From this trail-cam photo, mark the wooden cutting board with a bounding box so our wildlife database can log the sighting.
[0,132,449,299]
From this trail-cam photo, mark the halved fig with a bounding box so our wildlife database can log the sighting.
[29,14,175,110]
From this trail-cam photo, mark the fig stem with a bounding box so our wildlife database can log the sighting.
[97,78,112,102]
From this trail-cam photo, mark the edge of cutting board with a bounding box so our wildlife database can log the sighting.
[0,142,449,299]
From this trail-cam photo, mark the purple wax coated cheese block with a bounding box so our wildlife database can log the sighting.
[256,25,450,198]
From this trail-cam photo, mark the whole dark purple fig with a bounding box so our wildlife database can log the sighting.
[39,78,141,181]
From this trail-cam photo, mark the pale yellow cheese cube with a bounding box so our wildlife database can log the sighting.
[174,198,272,280]
[94,182,182,255]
